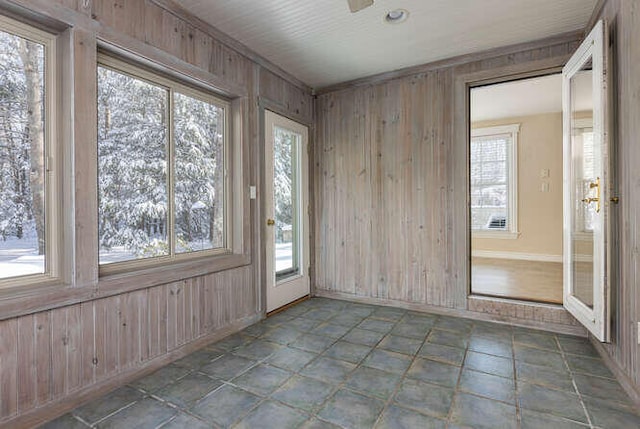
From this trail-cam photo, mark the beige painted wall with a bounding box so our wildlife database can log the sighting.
[472,112,564,257]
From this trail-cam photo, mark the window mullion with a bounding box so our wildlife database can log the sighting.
[168,89,176,258]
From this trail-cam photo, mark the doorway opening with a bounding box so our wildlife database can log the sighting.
[469,73,580,304]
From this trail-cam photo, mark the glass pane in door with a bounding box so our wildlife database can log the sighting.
[273,126,300,278]
[570,59,595,308]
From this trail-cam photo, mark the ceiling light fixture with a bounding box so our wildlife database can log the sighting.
[384,9,409,24]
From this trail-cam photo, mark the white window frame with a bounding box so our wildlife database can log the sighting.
[97,53,232,275]
[470,124,520,239]
[0,15,60,290]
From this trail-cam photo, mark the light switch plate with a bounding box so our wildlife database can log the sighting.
[250,186,256,199]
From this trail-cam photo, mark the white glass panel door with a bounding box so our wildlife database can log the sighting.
[265,111,310,313]
[562,20,611,342]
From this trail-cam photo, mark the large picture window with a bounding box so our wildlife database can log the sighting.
[97,55,228,269]
[470,124,519,237]
[0,16,57,284]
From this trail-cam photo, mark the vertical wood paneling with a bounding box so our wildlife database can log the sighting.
[16,315,36,413]
[0,318,18,418]
[34,311,51,406]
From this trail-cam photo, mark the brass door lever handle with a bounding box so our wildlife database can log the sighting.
[266,219,275,226]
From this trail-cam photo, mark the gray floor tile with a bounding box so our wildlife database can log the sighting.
[449,393,517,429]
[363,349,413,374]
[556,335,599,358]
[464,350,513,378]
[305,309,338,321]
[272,375,335,412]
[427,329,468,349]
[155,372,223,408]
[468,336,512,358]
[390,322,432,339]
[330,313,366,327]
[520,409,588,429]
[393,378,454,418]
[518,382,588,423]
[371,307,406,322]
[318,389,385,429]
[288,317,323,332]
[377,335,422,356]
[583,397,640,428]
[242,322,270,337]
[346,366,402,400]
[190,385,260,427]
[200,354,256,380]
[215,333,255,351]
[233,339,282,360]
[323,340,372,363]
[472,321,513,340]
[39,414,89,429]
[312,322,352,339]
[159,413,211,429]
[406,358,461,388]
[267,346,317,371]
[358,319,396,333]
[459,368,515,403]
[173,348,224,369]
[434,317,472,333]
[515,361,575,392]
[513,332,559,351]
[232,364,292,396]
[96,398,176,429]
[514,344,567,371]
[375,405,446,429]
[233,400,307,429]
[565,354,614,378]
[300,356,356,384]
[573,373,631,403]
[343,328,387,346]
[291,333,336,353]
[418,343,465,366]
[130,364,192,393]
[73,386,144,425]
[262,326,304,345]
[301,418,342,429]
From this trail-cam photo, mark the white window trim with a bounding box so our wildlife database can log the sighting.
[0,15,60,290]
[97,53,234,275]
[470,124,520,239]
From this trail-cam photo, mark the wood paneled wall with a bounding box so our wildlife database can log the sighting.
[0,267,256,425]
[588,0,640,402]
[0,0,313,426]
[314,36,580,316]
[314,0,640,400]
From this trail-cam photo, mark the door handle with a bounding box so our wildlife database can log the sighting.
[266,219,275,226]
[582,177,601,213]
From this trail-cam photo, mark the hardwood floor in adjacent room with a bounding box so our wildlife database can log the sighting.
[472,258,563,304]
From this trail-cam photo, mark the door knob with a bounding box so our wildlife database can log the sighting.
[266,219,275,226]
[581,197,599,204]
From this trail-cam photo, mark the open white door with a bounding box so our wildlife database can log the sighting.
[265,110,310,313]
[562,20,611,342]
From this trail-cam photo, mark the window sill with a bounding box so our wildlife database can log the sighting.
[0,252,251,321]
[472,231,520,240]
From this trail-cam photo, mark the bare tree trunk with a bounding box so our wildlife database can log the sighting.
[18,40,45,255]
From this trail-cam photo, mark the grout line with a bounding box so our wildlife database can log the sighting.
[555,333,595,429]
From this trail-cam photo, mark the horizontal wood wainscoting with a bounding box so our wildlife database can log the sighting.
[314,32,583,331]
[0,0,313,427]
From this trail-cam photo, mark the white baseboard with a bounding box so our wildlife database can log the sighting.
[472,250,593,263]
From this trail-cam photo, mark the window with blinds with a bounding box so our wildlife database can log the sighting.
[470,125,519,234]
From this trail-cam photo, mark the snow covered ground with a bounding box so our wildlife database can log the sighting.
[276,242,294,272]
[0,236,44,279]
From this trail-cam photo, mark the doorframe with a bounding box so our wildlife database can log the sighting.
[257,98,315,316]
[454,55,573,312]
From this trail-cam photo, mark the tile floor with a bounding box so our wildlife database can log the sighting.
[41,298,640,429]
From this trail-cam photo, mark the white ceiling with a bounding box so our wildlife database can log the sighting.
[471,73,593,122]
[176,0,598,89]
